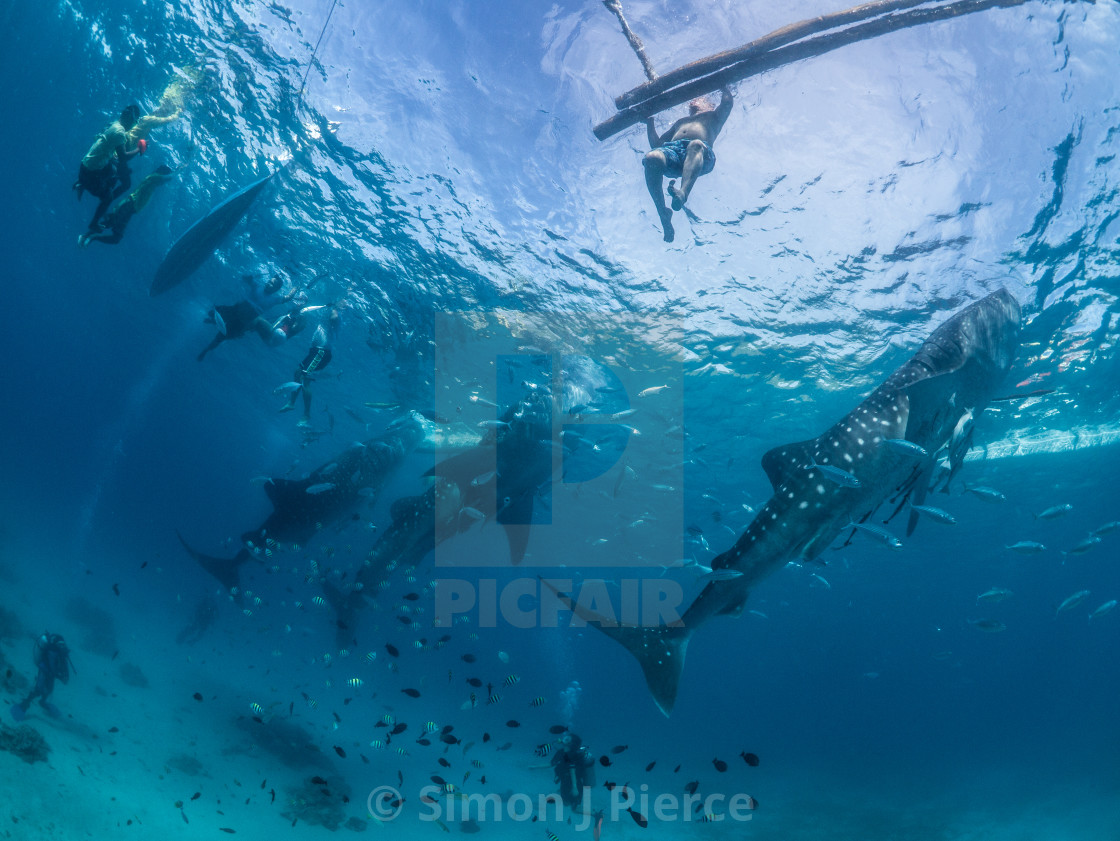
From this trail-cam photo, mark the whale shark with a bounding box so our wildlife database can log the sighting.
[179,412,427,593]
[323,476,465,647]
[548,289,1022,716]
[322,387,558,643]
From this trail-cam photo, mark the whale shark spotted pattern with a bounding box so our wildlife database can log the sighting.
[548,289,1022,716]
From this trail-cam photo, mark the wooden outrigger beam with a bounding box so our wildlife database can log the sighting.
[594,0,1037,141]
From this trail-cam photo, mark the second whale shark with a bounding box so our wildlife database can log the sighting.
[549,289,1022,715]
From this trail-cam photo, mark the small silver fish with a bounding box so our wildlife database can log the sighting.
[846,521,902,549]
[1005,541,1046,554]
[976,588,1013,604]
[471,471,497,487]
[638,385,670,398]
[1056,589,1091,615]
[807,460,860,488]
[1092,520,1120,536]
[882,439,929,459]
[273,381,303,395]
[1088,600,1117,622]
[459,507,485,521]
[1064,536,1101,556]
[306,483,335,494]
[909,504,957,525]
[810,573,831,590]
[968,618,1006,633]
[1035,503,1072,520]
[964,485,1006,502]
[698,567,744,583]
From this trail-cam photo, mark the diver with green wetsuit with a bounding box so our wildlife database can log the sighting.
[79,164,177,246]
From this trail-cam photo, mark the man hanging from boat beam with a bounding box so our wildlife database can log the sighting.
[642,85,733,243]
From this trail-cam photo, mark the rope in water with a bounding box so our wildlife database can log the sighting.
[602,0,658,82]
[299,0,342,96]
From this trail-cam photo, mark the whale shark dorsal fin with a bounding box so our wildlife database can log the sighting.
[760,441,815,492]
[263,478,293,504]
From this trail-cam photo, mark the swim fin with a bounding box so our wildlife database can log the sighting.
[9,703,26,722]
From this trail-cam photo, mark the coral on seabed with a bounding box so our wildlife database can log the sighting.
[0,723,51,764]
[281,775,353,831]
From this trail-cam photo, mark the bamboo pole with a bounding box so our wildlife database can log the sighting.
[603,0,659,82]
[594,0,1033,141]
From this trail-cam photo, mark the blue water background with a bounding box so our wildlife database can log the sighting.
[0,0,1118,837]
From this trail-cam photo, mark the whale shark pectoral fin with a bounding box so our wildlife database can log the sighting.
[760,440,815,492]
[541,578,690,717]
[498,491,536,565]
[502,524,531,566]
[904,458,937,537]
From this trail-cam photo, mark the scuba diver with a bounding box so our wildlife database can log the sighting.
[551,731,596,810]
[10,632,74,721]
[175,595,219,645]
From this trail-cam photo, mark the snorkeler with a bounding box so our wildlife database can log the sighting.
[197,273,302,361]
[74,104,145,235]
[128,66,203,142]
[278,306,342,427]
[551,731,596,810]
[79,164,177,247]
[10,633,74,721]
[642,86,734,242]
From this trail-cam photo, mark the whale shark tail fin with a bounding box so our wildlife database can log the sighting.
[541,579,691,716]
[177,531,250,593]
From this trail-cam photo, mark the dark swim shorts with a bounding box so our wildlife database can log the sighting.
[658,139,716,179]
[300,346,332,375]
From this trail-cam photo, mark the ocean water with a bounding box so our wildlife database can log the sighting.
[1,0,1118,838]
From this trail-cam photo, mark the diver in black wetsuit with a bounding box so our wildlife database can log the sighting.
[197,274,301,361]
[10,633,74,721]
[551,732,595,809]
